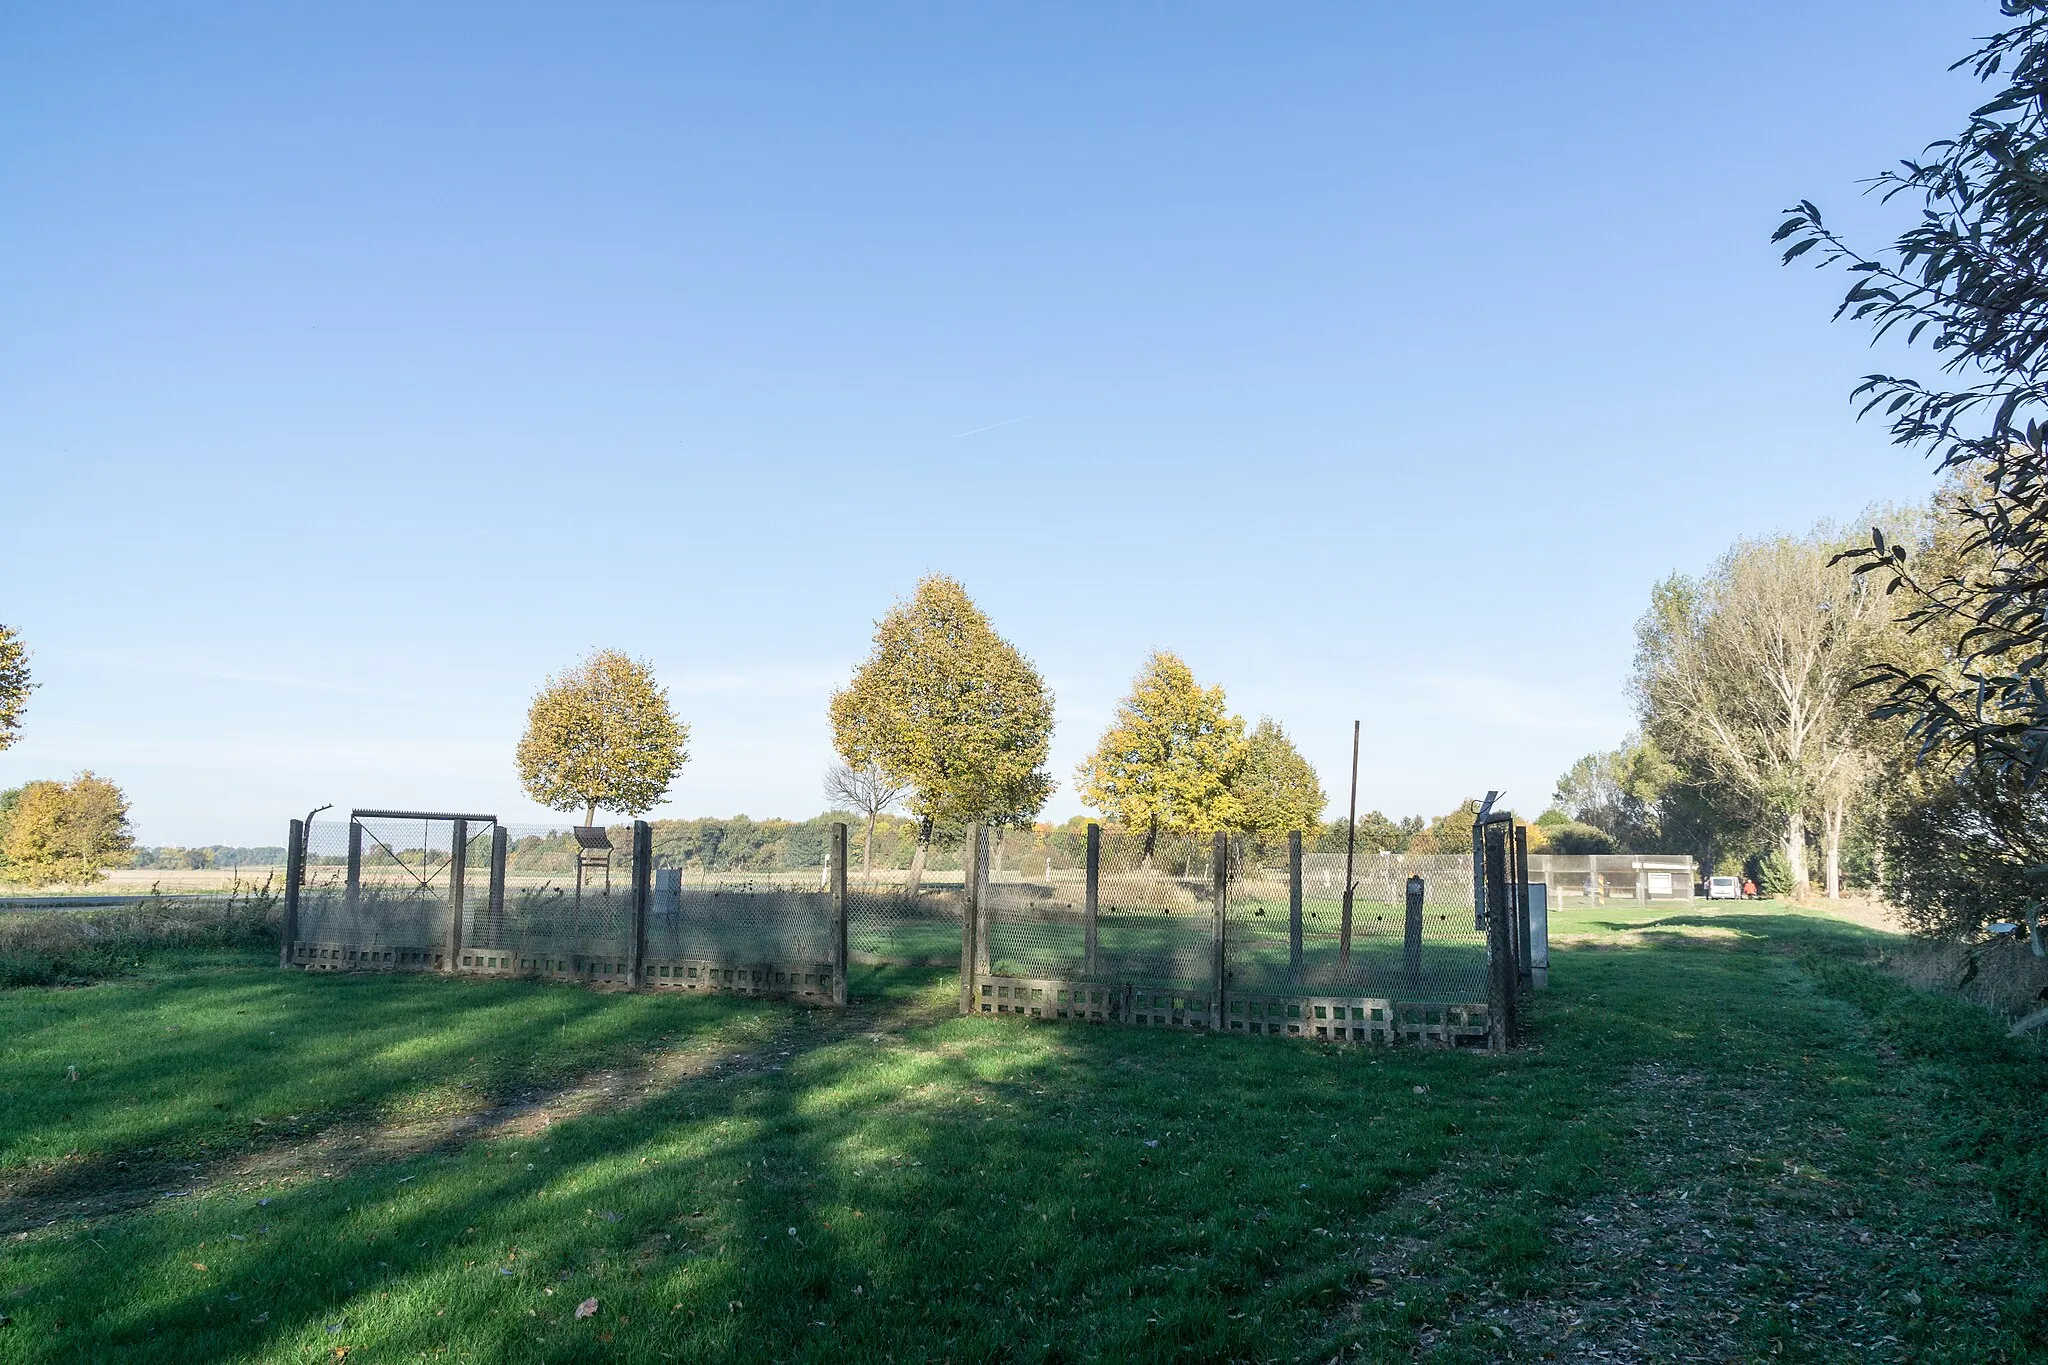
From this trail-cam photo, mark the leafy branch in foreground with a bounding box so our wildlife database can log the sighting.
[1782,3,2048,786]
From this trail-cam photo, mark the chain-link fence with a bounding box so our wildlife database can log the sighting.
[970,823,1520,1047]
[283,808,1531,1047]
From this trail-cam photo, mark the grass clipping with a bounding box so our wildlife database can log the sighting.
[0,883,280,986]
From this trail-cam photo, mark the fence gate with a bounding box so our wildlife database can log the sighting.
[284,810,500,973]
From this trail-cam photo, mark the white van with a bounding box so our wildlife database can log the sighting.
[1707,876,1740,901]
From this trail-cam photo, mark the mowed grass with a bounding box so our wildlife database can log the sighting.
[2,908,2047,1361]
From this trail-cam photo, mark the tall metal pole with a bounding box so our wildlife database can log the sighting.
[1340,719,1360,968]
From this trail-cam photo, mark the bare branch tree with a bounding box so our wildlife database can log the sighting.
[824,760,909,883]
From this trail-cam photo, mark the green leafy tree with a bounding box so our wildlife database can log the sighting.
[0,623,30,752]
[829,575,1055,892]
[1074,651,1246,863]
[1408,799,1482,855]
[516,650,691,826]
[1,772,134,887]
[1230,717,1327,844]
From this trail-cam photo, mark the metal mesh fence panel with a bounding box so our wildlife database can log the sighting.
[289,816,455,971]
[846,830,968,966]
[1223,844,1487,1045]
[645,843,835,998]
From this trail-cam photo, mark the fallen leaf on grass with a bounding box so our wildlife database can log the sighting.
[575,1297,600,1320]
[191,1263,208,1273]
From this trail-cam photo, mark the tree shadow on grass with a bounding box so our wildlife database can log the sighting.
[8,972,1563,1364]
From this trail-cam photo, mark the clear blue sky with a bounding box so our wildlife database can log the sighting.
[0,2,1989,845]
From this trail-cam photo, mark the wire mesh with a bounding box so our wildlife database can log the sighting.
[845,829,970,966]
[290,816,458,970]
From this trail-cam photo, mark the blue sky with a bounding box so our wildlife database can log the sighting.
[0,2,1990,845]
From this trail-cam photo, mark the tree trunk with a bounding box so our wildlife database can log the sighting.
[1783,808,1810,901]
[861,811,877,885]
[992,827,1005,880]
[905,819,931,898]
[1822,794,1847,900]
[1141,817,1158,871]
[583,801,597,828]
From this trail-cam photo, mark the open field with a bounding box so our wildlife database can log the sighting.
[1,901,2046,1362]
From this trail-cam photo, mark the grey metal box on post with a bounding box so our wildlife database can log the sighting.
[629,820,652,988]
[830,822,849,1006]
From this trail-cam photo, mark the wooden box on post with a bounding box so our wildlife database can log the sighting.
[629,820,652,988]
[830,822,849,1006]
[281,818,304,970]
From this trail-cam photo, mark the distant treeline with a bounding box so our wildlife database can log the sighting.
[132,845,287,870]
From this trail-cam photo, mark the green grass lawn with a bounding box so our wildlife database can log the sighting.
[3,905,2047,1362]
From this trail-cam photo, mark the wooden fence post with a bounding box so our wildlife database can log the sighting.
[446,818,468,974]
[1084,822,1100,979]
[281,819,304,970]
[630,820,652,988]
[959,823,983,1016]
[831,822,849,1006]
[1484,822,1515,1050]
[488,825,508,948]
[1287,830,1303,987]
[1211,831,1228,1030]
[1404,875,1424,993]
[973,825,992,978]
[344,817,363,925]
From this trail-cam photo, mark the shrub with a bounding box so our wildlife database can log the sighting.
[0,882,280,987]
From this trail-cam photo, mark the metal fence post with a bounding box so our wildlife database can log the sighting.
[1084,822,1100,979]
[446,818,467,974]
[959,823,983,1016]
[488,824,508,947]
[1211,831,1228,1030]
[1287,830,1304,987]
[281,819,304,970]
[831,822,849,1006]
[1404,874,1424,993]
[630,820,652,988]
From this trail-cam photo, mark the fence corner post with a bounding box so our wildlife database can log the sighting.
[1083,822,1100,979]
[959,823,983,1016]
[630,820,652,989]
[1404,875,1424,993]
[831,821,849,1006]
[445,818,467,975]
[281,819,304,970]
[1211,830,1228,1030]
[488,824,508,947]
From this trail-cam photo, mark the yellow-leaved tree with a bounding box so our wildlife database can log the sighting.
[1,771,134,888]
[1230,716,1327,845]
[829,575,1055,894]
[1074,650,1246,864]
[0,623,30,753]
[515,650,691,827]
